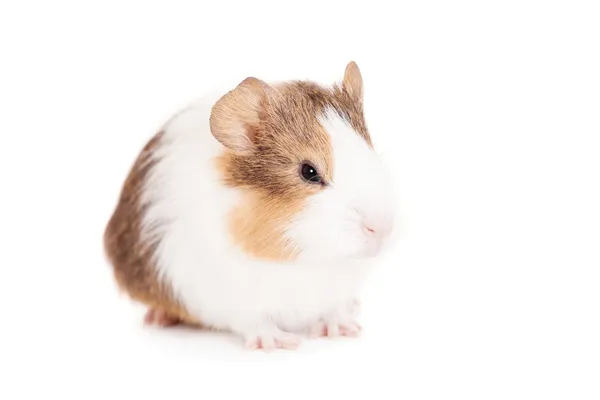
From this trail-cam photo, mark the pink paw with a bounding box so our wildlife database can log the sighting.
[244,330,301,351]
[309,320,362,338]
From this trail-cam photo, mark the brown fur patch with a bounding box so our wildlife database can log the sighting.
[214,76,371,261]
[103,132,199,326]
[227,190,303,260]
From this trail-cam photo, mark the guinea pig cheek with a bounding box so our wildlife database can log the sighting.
[226,189,310,262]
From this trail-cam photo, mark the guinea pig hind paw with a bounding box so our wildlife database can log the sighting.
[143,308,182,327]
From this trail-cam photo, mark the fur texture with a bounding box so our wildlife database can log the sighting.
[104,62,395,348]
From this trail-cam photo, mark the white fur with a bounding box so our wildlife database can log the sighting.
[140,93,395,343]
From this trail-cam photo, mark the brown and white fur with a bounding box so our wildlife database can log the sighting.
[104,62,396,350]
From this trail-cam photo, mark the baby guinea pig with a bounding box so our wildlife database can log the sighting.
[103,61,396,350]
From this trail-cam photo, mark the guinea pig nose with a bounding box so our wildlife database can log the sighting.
[362,221,381,236]
[362,216,393,237]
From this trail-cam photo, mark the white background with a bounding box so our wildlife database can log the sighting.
[1,1,599,399]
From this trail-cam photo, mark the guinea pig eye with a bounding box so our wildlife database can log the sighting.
[300,163,322,184]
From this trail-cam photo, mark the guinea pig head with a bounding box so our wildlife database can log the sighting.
[210,61,395,263]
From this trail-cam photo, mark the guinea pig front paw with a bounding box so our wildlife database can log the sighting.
[309,298,363,339]
[309,320,362,338]
[243,328,301,351]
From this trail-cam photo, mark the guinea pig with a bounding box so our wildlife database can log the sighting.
[103,61,396,350]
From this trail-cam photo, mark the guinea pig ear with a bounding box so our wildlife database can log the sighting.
[210,77,273,154]
[342,61,363,103]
